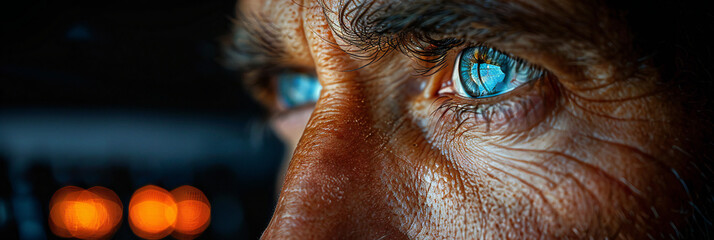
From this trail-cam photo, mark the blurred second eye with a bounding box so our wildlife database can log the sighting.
[276,71,321,109]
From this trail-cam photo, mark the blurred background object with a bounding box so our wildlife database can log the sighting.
[1,0,284,239]
[48,186,123,240]
[128,185,177,240]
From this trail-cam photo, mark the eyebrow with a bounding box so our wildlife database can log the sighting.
[223,13,286,72]
[226,0,629,74]
[321,0,628,68]
[340,0,606,40]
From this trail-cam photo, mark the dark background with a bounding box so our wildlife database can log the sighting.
[1,1,284,239]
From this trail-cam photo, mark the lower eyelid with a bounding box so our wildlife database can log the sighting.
[429,77,556,134]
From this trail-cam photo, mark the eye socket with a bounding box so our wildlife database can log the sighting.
[276,71,322,109]
[452,47,543,98]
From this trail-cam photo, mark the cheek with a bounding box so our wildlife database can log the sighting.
[401,76,690,238]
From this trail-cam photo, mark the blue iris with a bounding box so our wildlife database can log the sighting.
[277,72,322,108]
[457,47,520,98]
[470,63,505,93]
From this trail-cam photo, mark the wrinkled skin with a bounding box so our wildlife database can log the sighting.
[231,0,713,239]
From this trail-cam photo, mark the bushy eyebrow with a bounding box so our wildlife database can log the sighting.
[223,13,286,72]
[319,0,630,71]
[335,0,612,41]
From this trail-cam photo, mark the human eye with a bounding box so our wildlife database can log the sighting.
[240,67,321,146]
[274,71,321,110]
[429,44,556,133]
[239,66,321,113]
[450,46,544,99]
[223,17,321,114]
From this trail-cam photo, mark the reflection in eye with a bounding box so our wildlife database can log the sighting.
[453,47,543,98]
[276,71,322,108]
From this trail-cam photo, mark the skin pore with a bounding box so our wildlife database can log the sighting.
[226,0,714,239]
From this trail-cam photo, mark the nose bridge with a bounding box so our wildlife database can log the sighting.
[262,83,407,239]
[289,92,376,201]
[259,2,410,237]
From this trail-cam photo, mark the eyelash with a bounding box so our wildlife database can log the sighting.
[429,73,556,138]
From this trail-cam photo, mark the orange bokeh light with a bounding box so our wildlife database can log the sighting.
[171,185,211,240]
[49,186,122,240]
[128,185,178,239]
